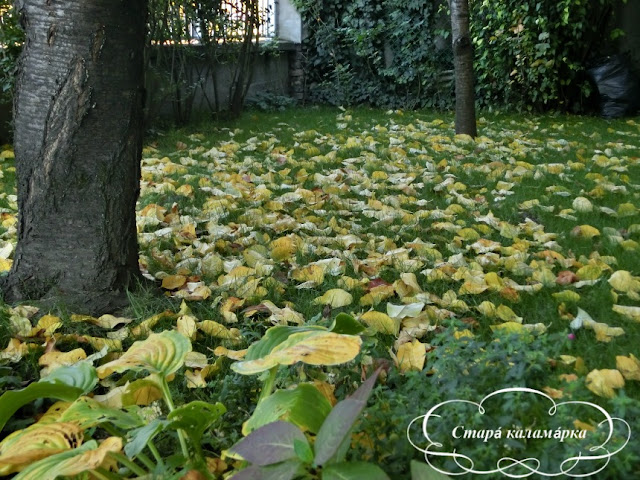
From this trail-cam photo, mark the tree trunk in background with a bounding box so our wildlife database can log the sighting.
[3,0,146,314]
[450,0,477,137]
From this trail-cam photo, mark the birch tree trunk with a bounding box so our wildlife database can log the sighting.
[450,0,477,137]
[2,0,146,314]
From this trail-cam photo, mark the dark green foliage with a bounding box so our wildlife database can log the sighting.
[295,0,624,112]
[355,328,639,479]
[0,0,22,102]
[471,0,624,112]
[294,0,453,109]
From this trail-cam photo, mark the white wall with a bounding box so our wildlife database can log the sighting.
[277,0,302,43]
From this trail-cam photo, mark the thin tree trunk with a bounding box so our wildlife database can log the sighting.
[3,0,146,314]
[450,0,477,137]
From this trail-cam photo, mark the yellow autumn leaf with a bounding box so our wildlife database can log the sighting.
[585,369,625,398]
[270,236,297,260]
[570,225,600,239]
[490,322,525,334]
[572,196,593,212]
[33,314,63,336]
[394,340,426,372]
[162,274,187,290]
[592,322,625,342]
[608,270,640,294]
[177,315,198,341]
[484,272,504,291]
[453,329,474,339]
[130,311,176,337]
[314,289,353,308]
[197,320,242,342]
[575,264,604,281]
[213,346,248,360]
[220,297,245,323]
[476,301,497,317]
[39,349,87,376]
[616,354,640,381]
[496,305,522,323]
[612,304,640,323]
[359,311,398,335]
[552,290,581,303]
[359,284,395,306]
[292,264,325,284]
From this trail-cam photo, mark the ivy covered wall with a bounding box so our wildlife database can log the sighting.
[295,0,627,112]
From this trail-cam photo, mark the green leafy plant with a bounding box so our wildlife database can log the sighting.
[226,368,390,479]
[0,331,226,479]
[0,0,22,102]
[294,0,452,109]
[470,0,625,111]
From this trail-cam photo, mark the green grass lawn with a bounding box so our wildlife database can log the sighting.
[0,107,639,479]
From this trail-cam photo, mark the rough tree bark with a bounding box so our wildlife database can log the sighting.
[2,0,147,314]
[450,0,477,137]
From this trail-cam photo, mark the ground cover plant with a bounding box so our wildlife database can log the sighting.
[0,107,639,478]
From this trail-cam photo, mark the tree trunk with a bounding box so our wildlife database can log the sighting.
[450,0,477,137]
[3,0,146,314]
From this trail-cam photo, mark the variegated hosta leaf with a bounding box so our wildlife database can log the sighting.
[0,422,84,475]
[40,362,98,394]
[58,396,144,429]
[13,437,122,480]
[232,330,362,375]
[96,330,192,379]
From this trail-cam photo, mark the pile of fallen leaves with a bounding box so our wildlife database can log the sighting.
[1,108,639,475]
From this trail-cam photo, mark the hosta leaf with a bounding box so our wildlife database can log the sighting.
[232,331,361,375]
[0,423,84,475]
[14,438,122,480]
[124,419,169,458]
[58,396,144,429]
[243,383,332,435]
[96,330,191,379]
[0,363,96,432]
[41,362,98,393]
[244,325,327,361]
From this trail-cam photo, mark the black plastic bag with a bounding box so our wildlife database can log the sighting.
[587,55,640,118]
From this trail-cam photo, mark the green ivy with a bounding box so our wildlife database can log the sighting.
[294,0,453,109]
[471,0,625,111]
[0,0,23,103]
[295,0,625,111]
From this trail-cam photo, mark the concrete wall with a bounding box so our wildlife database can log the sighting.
[277,0,303,43]
[145,42,300,121]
